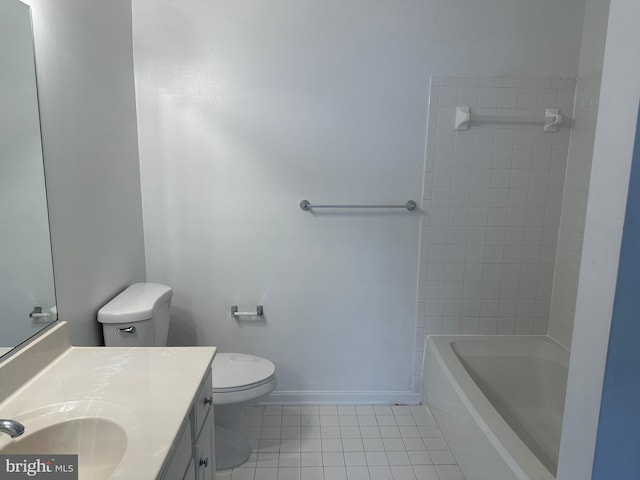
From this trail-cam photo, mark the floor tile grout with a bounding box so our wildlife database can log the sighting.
[218,404,464,480]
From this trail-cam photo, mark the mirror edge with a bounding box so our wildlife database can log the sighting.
[0,0,59,360]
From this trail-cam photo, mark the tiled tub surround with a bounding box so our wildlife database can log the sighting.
[217,405,464,480]
[417,76,576,342]
[548,74,602,348]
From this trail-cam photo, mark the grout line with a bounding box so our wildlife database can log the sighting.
[231,404,464,480]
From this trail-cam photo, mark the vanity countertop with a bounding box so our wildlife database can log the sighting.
[0,322,216,479]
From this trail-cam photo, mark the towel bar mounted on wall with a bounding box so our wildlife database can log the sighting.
[299,200,417,211]
[454,106,564,132]
[231,305,264,319]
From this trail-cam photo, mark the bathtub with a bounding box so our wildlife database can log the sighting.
[423,335,569,480]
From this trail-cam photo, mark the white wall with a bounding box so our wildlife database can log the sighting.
[548,1,609,349]
[416,0,585,77]
[578,0,611,78]
[0,0,55,346]
[548,75,601,348]
[25,0,146,346]
[557,0,640,477]
[133,0,586,402]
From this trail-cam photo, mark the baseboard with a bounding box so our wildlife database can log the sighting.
[262,390,421,405]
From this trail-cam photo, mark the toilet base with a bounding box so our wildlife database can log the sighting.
[212,377,277,470]
[214,402,252,470]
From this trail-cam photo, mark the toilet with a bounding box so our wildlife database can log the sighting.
[98,283,277,470]
[211,353,276,469]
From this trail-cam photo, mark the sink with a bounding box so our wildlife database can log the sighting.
[1,418,127,478]
[0,401,140,480]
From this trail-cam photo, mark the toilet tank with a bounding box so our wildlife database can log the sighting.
[98,283,173,347]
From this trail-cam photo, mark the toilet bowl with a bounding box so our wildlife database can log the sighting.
[212,353,276,470]
[98,283,277,471]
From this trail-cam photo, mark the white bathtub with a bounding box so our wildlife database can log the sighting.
[423,335,569,480]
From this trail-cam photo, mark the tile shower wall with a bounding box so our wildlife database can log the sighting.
[548,74,601,348]
[417,76,575,340]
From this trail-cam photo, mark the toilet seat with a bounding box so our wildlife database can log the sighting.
[212,353,276,393]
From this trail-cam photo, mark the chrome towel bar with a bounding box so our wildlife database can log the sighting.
[300,200,417,211]
[231,305,264,318]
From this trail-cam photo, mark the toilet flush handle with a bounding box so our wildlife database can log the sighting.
[117,326,136,333]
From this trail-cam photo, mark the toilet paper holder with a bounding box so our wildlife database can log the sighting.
[231,305,264,318]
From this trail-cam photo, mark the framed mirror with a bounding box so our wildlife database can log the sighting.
[0,0,56,355]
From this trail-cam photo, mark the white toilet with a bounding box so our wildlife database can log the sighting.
[211,353,276,469]
[98,283,277,470]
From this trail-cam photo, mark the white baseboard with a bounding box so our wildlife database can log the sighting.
[262,390,421,405]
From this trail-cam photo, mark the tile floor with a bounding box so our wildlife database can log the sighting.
[216,405,464,480]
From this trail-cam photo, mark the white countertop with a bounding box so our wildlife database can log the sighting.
[0,322,216,479]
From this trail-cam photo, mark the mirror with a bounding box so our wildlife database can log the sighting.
[0,0,56,355]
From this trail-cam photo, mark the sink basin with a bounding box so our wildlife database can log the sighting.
[0,401,140,480]
[1,418,127,478]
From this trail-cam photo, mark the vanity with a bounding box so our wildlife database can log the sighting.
[0,322,217,479]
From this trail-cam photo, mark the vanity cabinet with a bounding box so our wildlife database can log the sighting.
[192,369,215,480]
[162,418,193,479]
[161,368,215,480]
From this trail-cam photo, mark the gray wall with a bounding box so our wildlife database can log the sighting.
[24,0,146,345]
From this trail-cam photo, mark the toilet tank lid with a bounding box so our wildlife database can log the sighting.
[98,283,173,324]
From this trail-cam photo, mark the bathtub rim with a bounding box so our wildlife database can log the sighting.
[425,334,569,480]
